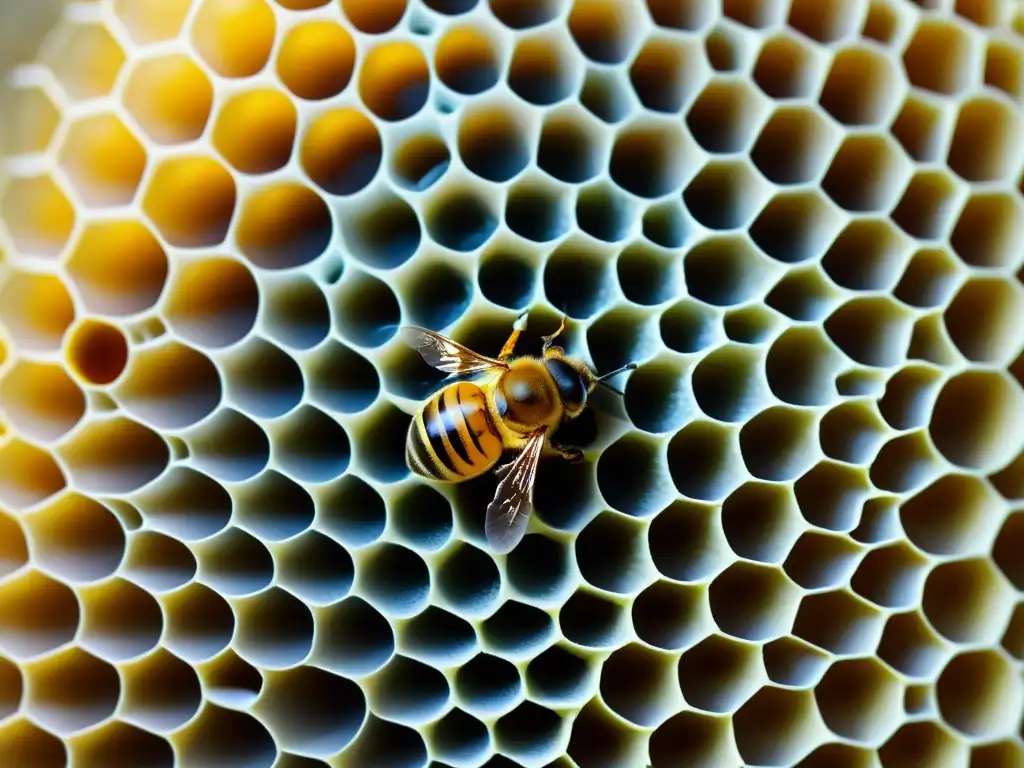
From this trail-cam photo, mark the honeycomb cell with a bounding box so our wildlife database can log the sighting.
[333,269,401,348]
[213,88,297,175]
[123,55,213,146]
[822,134,912,213]
[948,96,1023,183]
[112,340,220,429]
[310,595,394,676]
[343,189,422,268]
[277,21,356,102]
[937,649,1022,739]
[852,541,929,610]
[484,599,554,658]
[358,542,430,618]
[763,327,842,407]
[753,33,823,99]
[793,590,885,656]
[45,21,125,101]
[68,221,168,317]
[878,611,949,679]
[434,542,500,617]
[923,558,1015,645]
[194,526,273,597]
[677,633,762,714]
[721,481,801,565]
[946,279,1024,366]
[142,155,237,248]
[199,647,262,708]
[972,742,1024,768]
[952,192,1024,270]
[315,473,385,547]
[599,642,680,727]
[175,705,277,767]
[0,271,74,353]
[820,46,902,127]
[191,0,276,78]
[122,530,196,592]
[26,493,124,583]
[617,242,682,307]
[733,686,820,766]
[271,404,349,483]
[762,636,829,689]
[298,110,380,197]
[0,570,79,659]
[684,161,771,231]
[399,605,476,668]
[341,0,407,33]
[158,581,234,663]
[70,722,175,768]
[955,0,1010,25]
[579,66,634,123]
[359,41,429,120]
[0,719,66,768]
[622,356,693,435]
[60,115,147,208]
[660,299,720,354]
[929,370,1024,472]
[752,190,845,266]
[0,512,28,579]
[668,420,746,502]
[559,588,630,650]
[784,530,862,590]
[224,338,304,419]
[237,182,332,270]
[333,714,426,768]
[576,511,652,595]
[2,86,60,157]
[390,131,450,191]
[566,698,646,768]
[234,586,315,669]
[890,170,962,241]
[631,36,707,114]
[767,263,845,324]
[455,652,521,716]
[814,657,902,743]
[823,219,911,295]
[438,24,501,97]
[0,439,66,511]
[787,0,864,41]
[132,466,230,541]
[305,339,379,416]
[609,119,692,198]
[993,512,1024,590]
[428,707,488,766]
[162,256,256,348]
[23,646,117,734]
[1,361,85,441]
[115,0,191,44]
[458,102,533,184]
[879,721,969,768]
[890,92,952,164]
[903,18,978,95]
[687,79,769,153]
[567,0,643,65]
[643,197,690,249]
[508,27,583,107]
[825,296,915,368]
[262,276,329,352]
[542,239,615,319]
[506,534,573,607]
[1004,604,1024,660]
[985,39,1024,99]
[709,561,799,642]
[740,405,819,482]
[576,181,637,243]
[893,247,960,310]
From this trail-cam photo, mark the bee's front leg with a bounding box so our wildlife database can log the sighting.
[548,441,584,464]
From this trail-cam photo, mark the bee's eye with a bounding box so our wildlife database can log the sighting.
[544,358,586,408]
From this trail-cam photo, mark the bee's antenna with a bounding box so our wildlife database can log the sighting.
[593,362,637,395]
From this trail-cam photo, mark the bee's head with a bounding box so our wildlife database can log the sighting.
[542,349,636,419]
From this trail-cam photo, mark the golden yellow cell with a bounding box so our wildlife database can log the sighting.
[0,272,75,353]
[66,319,129,386]
[301,107,381,195]
[165,257,259,347]
[0,440,67,511]
[435,26,500,95]
[359,41,430,120]
[0,361,86,441]
[192,0,277,78]
[143,156,237,247]
[236,183,332,269]
[0,175,76,257]
[115,0,193,44]
[213,88,297,174]
[341,0,407,33]
[59,114,148,207]
[45,22,126,101]
[276,21,356,100]
[124,54,214,144]
[2,87,60,156]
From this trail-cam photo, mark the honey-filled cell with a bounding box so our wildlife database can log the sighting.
[66,319,129,386]
[276,21,356,101]
[191,0,276,78]
[213,89,297,175]
[359,41,430,121]
[301,108,381,196]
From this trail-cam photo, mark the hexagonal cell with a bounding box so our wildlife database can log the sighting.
[175,704,279,767]
[937,650,1022,739]
[753,33,824,99]
[668,421,746,503]
[733,686,820,767]
[850,541,929,610]
[0,569,79,659]
[945,278,1024,365]
[433,23,499,96]
[923,558,1016,645]
[819,45,902,127]
[58,416,169,495]
[130,466,229,543]
[814,657,902,743]
[766,264,843,320]
[0,719,66,767]
[58,113,147,207]
[458,101,533,184]
[992,511,1024,590]
[2,86,60,156]
[236,182,332,270]
[610,119,693,198]
[764,326,843,408]
[723,0,788,28]
[575,511,653,595]
[124,54,213,145]
[825,295,915,367]
[903,18,980,95]
[762,636,830,689]
[389,130,450,193]
[861,0,909,45]
[880,721,969,768]
[1003,602,1024,660]
[972,741,1024,768]
[617,241,684,308]
[575,180,637,243]
[951,192,1024,269]
[822,134,912,212]
[684,161,771,230]
[948,96,1023,183]
[69,221,168,317]
[822,218,912,294]
[686,78,769,153]
[454,652,521,717]
[649,499,732,582]
[163,256,257,349]
[115,0,192,44]
[985,39,1024,100]
[684,236,777,307]
[143,156,236,248]
[740,405,819,483]
[427,707,488,766]
[44,21,125,100]
[359,41,429,120]
[751,105,842,185]
[890,91,954,164]
[568,0,644,64]
[233,587,315,669]
[341,0,407,32]
[877,610,950,679]
[158,582,234,663]
[788,0,866,41]
[721,482,801,564]
[955,0,1011,25]
[213,88,297,176]
[25,492,125,583]
[364,654,448,728]
[632,35,708,114]
[567,698,647,768]
[783,530,862,591]
[793,590,885,656]
[1,174,76,257]
[24,646,119,734]
[678,633,763,714]
[600,643,681,727]
[191,0,276,78]
[509,27,583,106]
[750,190,844,265]
[709,561,800,642]
[632,580,709,652]
[877,365,943,432]
[535,105,605,185]
[579,65,635,124]
[893,247,961,309]
[423,179,497,252]
[277,20,356,102]
[929,370,1024,472]
[890,170,962,240]
[0,438,66,512]
[538,240,611,321]
[650,710,740,767]
[0,271,74,354]
[193,526,273,598]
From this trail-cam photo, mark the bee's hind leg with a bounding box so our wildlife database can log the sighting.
[498,310,529,361]
[541,314,568,353]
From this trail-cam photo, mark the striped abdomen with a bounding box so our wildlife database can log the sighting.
[407,382,504,482]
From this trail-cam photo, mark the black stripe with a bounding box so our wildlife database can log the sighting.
[425,398,459,475]
[441,389,472,466]
[411,414,444,479]
[456,386,486,458]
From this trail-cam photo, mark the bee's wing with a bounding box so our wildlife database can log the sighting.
[400,326,508,376]
[485,430,546,554]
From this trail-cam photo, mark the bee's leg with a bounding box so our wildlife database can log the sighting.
[541,314,568,353]
[498,310,529,361]
[548,441,584,464]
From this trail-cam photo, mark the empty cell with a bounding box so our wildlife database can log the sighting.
[119,648,202,732]
[722,482,801,564]
[115,0,191,44]
[222,337,304,418]
[143,156,236,248]
[263,276,330,351]
[234,587,314,669]
[923,558,1015,645]
[678,633,763,714]
[26,493,124,583]
[972,742,1024,768]
[890,92,951,164]
[816,657,903,744]
[483,600,553,658]
[646,0,716,29]
[298,110,380,197]
[822,134,911,213]
[359,41,429,120]
[0,570,78,659]
[159,582,234,663]
[0,272,74,353]
[567,699,646,768]
[212,89,297,175]
[954,192,1024,270]
[459,102,532,183]
[688,236,779,306]
[344,192,422,269]
[632,36,708,114]
[765,326,843,406]
[79,577,164,663]
[723,0,788,27]
[1,361,85,442]
[276,531,352,607]
[70,222,169,318]
[428,707,488,765]
[271,405,349,483]
[691,344,769,423]
[752,191,845,266]
[543,239,616,318]
[334,269,401,349]
[568,0,643,64]
[937,650,1021,739]
[818,401,887,465]
[45,21,125,100]
[315,477,381,551]
[311,595,394,676]
[687,79,769,153]
[164,257,256,348]
[0,439,64,512]
[0,720,65,767]
[71,721,173,768]
[194,526,273,597]
[740,406,819,482]
[576,511,652,594]
[113,341,221,430]
[709,561,800,642]
[753,34,822,99]
[794,590,885,656]
[880,721,969,768]
[955,0,1010,24]
[358,542,430,618]
[507,534,573,604]
[305,343,379,418]
[436,543,501,616]
[878,365,943,431]
[509,27,583,106]
[660,299,720,355]
[733,686,820,766]
[985,39,1024,99]
[0,511,28,580]
[390,132,450,193]
[617,242,682,307]
[175,705,277,767]
[423,0,478,12]
[947,278,1024,366]
[122,530,196,593]
[724,305,782,344]
[536,106,605,185]
[58,114,146,207]
[891,171,962,240]
[123,54,213,146]
[559,588,630,649]
[399,605,476,668]
[632,580,708,651]
[191,0,275,77]
[929,370,1024,472]
[869,429,943,494]
[684,162,771,231]
[272,19,356,99]
[490,0,563,26]
[652,711,741,768]
[589,305,661,376]
[668,421,745,502]
[495,700,564,760]
[784,530,862,590]
[576,182,636,243]
[506,174,573,242]
[623,357,694,434]
[477,246,537,312]
[131,468,229,543]
[788,0,865,41]
[822,219,912,294]
[334,714,426,768]
[455,653,522,715]
[59,416,169,495]
[579,66,635,123]
[820,46,902,126]
[600,643,680,727]
[237,183,333,271]
[1003,604,1024,660]
[851,541,929,609]
[1,86,57,156]
[835,369,888,399]
[434,23,499,97]
[763,636,829,689]
[903,683,933,717]
[643,198,690,248]
[903,19,978,95]
[424,183,498,251]
[1,175,75,257]
[994,512,1024,589]
[341,0,407,31]
[610,120,692,198]
[877,610,950,679]
[902,474,1002,559]
[825,296,915,367]
[704,24,748,73]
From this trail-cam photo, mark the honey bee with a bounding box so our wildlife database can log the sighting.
[401,312,636,554]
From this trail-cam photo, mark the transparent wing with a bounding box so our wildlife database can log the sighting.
[400,326,508,376]
[485,430,546,555]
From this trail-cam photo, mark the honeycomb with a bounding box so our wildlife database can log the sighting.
[1,0,1023,766]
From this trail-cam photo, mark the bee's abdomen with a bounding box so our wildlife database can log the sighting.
[407,382,503,482]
